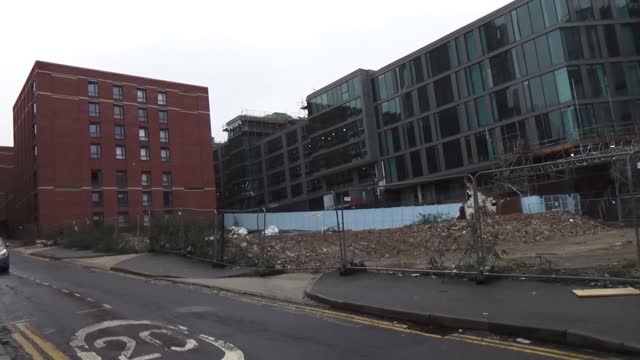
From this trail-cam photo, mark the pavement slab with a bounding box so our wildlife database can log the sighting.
[25,247,111,259]
[111,252,255,278]
[307,270,640,352]
[64,253,142,270]
[170,273,319,303]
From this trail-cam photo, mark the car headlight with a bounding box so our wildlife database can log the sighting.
[0,249,7,257]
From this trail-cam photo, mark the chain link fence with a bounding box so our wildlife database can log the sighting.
[331,177,480,276]
[472,155,640,281]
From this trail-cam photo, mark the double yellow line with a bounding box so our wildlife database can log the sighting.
[217,289,602,360]
[10,322,70,360]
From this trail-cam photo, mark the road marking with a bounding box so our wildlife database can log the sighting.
[453,334,600,360]
[184,286,601,360]
[16,322,71,360]
[75,307,108,315]
[71,320,243,360]
[61,289,70,294]
[73,293,81,297]
[199,334,245,360]
[86,297,95,302]
[11,332,46,360]
[102,304,112,309]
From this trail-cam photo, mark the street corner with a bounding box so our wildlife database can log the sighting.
[69,319,245,360]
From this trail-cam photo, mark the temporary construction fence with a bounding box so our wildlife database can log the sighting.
[225,193,343,271]
[469,147,640,281]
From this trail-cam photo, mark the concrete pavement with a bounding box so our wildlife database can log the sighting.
[306,270,640,355]
[1,252,600,359]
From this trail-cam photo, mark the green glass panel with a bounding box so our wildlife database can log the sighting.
[556,0,570,22]
[626,62,640,96]
[542,0,559,26]
[529,0,546,33]
[476,97,490,127]
[535,35,552,69]
[562,107,579,141]
[554,68,573,103]
[524,40,540,74]
[542,72,559,106]
[548,30,565,65]
[465,31,479,61]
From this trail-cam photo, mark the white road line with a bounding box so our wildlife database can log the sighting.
[62,289,70,294]
[86,298,95,302]
[75,307,107,315]
[102,304,112,309]
[73,293,81,297]
[43,283,49,286]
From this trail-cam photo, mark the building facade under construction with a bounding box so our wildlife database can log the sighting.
[220,0,640,215]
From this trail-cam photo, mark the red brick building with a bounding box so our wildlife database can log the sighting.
[0,146,15,236]
[13,61,216,235]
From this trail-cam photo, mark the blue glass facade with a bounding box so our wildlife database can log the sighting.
[222,0,640,210]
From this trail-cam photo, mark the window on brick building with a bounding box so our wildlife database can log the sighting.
[141,171,151,187]
[88,81,99,97]
[118,212,129,227]
[137,88,147,103]
[91,191,103,207]
[139,127,149,141]
[162,172,172,187]
[116,170,128,188]
[159,110,168,124]
[115,145,126,160]
[113,85,124,100]
[89,123,101,138]
[140,146,150,161]
[115,125,125,140]
[160,129,169,143]
[138,107,148,122]
[143,213,151,227]
[89,102,100,117]
[117,191,129,208]
[91,170,103,187]
[90,144,101,159]
[158,91,167,106]
[160,148,170,162]
[114,105,124,120]
[142,191,152,207]
[92,213,104,224]
[163,191,173,207]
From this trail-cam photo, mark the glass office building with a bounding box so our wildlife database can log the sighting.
[221,0,640,209]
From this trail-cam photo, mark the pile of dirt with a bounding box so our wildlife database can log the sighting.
[224,212,612,270]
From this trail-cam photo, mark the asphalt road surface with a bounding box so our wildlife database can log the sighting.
[0,252,607,360]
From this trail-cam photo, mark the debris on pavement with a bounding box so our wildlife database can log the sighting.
[265,226,279,236]
[229,227,248,238]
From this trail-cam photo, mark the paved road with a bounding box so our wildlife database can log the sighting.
[0,253,605,360]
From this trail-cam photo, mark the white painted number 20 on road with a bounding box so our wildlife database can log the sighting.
[70,320,244,360]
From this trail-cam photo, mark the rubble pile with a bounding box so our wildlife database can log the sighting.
[224,212,610,269]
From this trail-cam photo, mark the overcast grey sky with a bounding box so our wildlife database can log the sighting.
[0,0,512,146]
